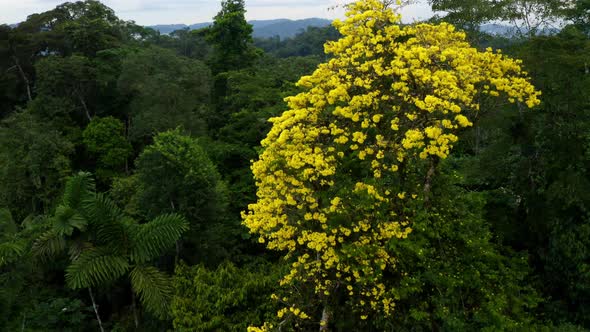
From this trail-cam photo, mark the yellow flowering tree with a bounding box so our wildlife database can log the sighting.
[242,0,541,329]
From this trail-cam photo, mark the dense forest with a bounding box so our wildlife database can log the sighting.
[0,0,589,331]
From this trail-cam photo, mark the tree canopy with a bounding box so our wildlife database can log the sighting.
[0,0,589,330]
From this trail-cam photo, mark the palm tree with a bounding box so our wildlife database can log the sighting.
[0,208,28,268]
[33,172,188,330]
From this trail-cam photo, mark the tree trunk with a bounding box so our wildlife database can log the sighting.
[20,313,26,332]
[11,56,32,102]
[125,116,130,175]
[88,287,105,332]
[475,125,481,155]
[170,200,181,263]
[423,157,439,205]
[132,291,139,330]
[319,305,331,331]
[77,93,92,122]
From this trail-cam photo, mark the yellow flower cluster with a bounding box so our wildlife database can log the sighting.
[243,0,540,327]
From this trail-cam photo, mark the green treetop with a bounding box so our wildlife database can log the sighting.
[207,0,258,74]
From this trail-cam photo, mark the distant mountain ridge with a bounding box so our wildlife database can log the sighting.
[480,24,514,35]
[148,19,561,40]
[149,18,332,39]
[480,23,560,36]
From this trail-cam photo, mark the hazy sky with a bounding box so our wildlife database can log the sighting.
[0,0,434,25]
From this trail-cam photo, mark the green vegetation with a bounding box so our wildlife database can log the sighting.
[0,0,589,330]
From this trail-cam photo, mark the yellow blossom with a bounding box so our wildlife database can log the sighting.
[242,0,540,328]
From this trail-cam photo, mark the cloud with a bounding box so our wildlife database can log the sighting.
[0,0,433,25]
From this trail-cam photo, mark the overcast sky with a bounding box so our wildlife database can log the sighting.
[0,0,434,25]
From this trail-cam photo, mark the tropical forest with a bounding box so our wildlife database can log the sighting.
[0,0,589,331]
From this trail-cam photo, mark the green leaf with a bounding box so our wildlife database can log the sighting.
[129,213,188,264]
[130,265,173,318]
[53,205,87,236]
[63,171,96,210]
[0,239,27,267]
[0,208,16,235]
[68,239,93,260]
[33,229,66,259]
[66,247,129,289]
[84,193,127,252]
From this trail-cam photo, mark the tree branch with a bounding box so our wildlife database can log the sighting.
[423,157,439,205]
[88,287,105,332]
[11,55,32,102]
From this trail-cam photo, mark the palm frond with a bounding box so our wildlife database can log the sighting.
[0,239,27,267]
[21,214,44,231]
[33,229,66,259]
[0,208,17,235]
[53,205,88,236]
[130,265,173,318]
[66,247,129,289]
[68,240,93,260]
[63,171,96,210]
[84,193,128,251]
[129,213,188,264]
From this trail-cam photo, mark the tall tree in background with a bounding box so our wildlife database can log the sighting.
[566,0,590,32]
[132,130,233,265]
[429,0,507,32]
[0,0,128,112]
[0,25,21,118]
[0,109,73,220]
[429,0,566,36]
[461,25,590,326]
[35,55,97,123]
[53,0,125,56]
[117,47,211,145]
[82,116,132,181]
[206,0,260,133]
[207,0,258,74]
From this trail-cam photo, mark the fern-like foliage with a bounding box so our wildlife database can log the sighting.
[0,208,16,235]
[33,229,66,260]
[53,205,88,236]
[66,247,130,289]
[84,193,127,253]
[67,239,93,261]
[130,265,173,318]
[0,239,27,267]
[62,171,96,210]
[129,214,188,264]
[34,172,190,321]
